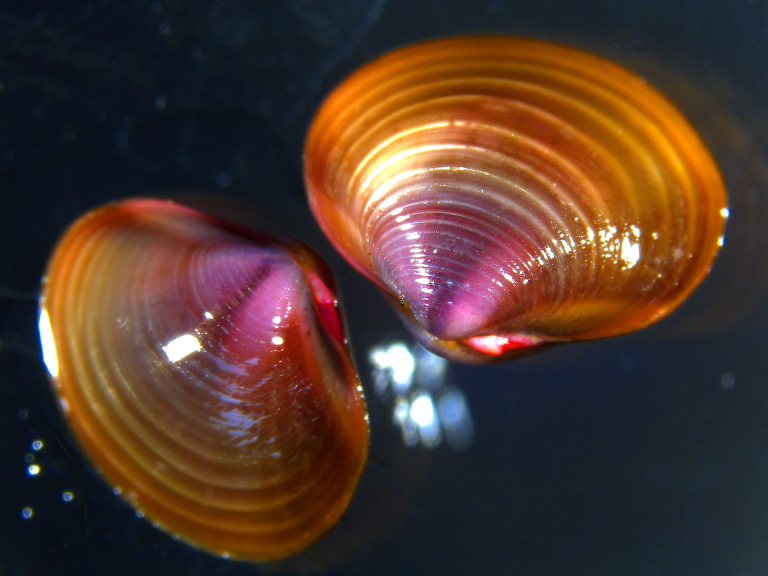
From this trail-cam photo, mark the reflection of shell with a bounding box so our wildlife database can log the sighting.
[305,36,729,363]
[38,199,369,561]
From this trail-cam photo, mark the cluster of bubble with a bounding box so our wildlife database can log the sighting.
[369,341,474,451]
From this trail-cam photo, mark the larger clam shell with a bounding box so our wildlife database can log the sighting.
[38,199,368,561]
[305,36,728,362]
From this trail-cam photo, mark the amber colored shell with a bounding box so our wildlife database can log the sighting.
[305,36,728,362]
[38,199,369,561]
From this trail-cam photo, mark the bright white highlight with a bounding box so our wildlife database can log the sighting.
[410,393,441,447]
[621,236,641,268]
[38,309,59,378]
[370,343,415,394]
[271,336,284,346]
[410,394,436,427]
[162,334,202,362]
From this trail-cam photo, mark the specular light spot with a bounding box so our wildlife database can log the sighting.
[621,236,641,269]
[410,394,435,427]
[272,316,281,325]
[204,311,213,320]
[62,491,74,502]
[393,397,418,446]
[31,440,43,451]
[271,336,284,346]
[27,465,40,476]
[720,207,730,218]
[21,507,33,520]
[384,344,415,393]
[410,393,441,447]
[162,333,202,362]
[501,270,516,284]
[38,309,59,377]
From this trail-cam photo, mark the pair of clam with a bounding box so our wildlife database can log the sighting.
[39,37,727,561]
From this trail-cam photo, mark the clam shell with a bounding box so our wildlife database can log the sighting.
[38,199,369,561]
[304,36,728,362]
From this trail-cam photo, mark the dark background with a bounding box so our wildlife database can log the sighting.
[2,1,768,574]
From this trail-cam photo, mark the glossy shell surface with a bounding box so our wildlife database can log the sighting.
[38,199,369,561]
[305,36,728,362]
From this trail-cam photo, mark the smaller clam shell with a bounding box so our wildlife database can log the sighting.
[305,36,728,362]
[38,199,369,561]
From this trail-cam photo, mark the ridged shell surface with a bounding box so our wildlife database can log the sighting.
[305,36,728,362]
[38,199,369,561]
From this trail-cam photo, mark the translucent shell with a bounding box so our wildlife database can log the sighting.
[38,199,369,561]
[305,36,729,362]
